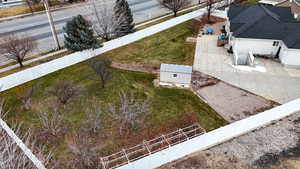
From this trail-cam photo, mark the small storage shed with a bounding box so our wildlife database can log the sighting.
[160,64,193,88]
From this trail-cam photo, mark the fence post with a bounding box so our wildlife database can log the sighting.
[100,157,106,169]
[196,123,206,134]
[143,140,151,155]
[180,128,189,140]
[122,149,130,164]
[162,134,171,147]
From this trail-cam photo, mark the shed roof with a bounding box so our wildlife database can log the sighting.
[160,64,193,74]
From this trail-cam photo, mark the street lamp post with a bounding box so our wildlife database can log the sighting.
[43,0,61,50]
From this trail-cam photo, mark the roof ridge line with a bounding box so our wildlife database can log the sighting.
[260,5,281,21]
[234,14,264,36]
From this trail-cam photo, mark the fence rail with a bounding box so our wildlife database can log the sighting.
[100,124,205,169]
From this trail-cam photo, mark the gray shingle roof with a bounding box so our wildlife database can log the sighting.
[228,4,300,49]
[160,64,193,74]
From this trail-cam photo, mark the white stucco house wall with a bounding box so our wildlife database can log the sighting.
[258,0,287,6]
[225,4,300,68]
[160,64,192,88]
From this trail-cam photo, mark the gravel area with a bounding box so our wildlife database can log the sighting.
[207,112,300,165]
[158,111,300,169]
[192,72,279,122]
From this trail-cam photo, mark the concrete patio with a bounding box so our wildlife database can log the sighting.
[193,35,300,104]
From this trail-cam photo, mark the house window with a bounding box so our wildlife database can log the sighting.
[173,74,177,77]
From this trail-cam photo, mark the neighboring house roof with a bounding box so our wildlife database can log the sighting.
[160,64,193,74]
[294,0,300,6]
[228,4,300,49]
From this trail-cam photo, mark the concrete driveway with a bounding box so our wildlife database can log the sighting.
[193,35,300,104]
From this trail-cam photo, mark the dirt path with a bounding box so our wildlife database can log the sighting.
[111,62,160,74]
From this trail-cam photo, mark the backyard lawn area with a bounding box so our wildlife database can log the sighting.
[0,65,227,168]
[242,0,259,5]
[106,20,197,65]
[0,20,227,168]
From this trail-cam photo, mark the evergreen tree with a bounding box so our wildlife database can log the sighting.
[114,0,135,37]
[63,15,101,52]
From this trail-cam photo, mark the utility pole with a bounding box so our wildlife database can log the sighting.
[43,0,61,50]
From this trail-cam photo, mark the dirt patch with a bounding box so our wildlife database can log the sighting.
[159,153,247,169]
[192,72,279,122]
[285,158,300,169]
[192,15,226,35]
[111,62,159,74]
[195,14,226,25]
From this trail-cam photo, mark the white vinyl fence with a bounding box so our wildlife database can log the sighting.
[101,124,205,169]
[117,98,300,169]
[0,117,46,169]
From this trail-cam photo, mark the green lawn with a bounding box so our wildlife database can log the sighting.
[1,65,227,167]
[0,20,227,168]
[242,0,260,5]
[107,20,196,65]
[2,64,226,132]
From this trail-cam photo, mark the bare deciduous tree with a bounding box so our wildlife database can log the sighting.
[0,34,36,68]
[67,133,100,169]
[0,101,53,169]
[16,85,34,110]
[25,0,41,14]
[36,110,64,136]
[158,0,191,17]
[25,0,34,14]
[86,0,127,41]
[47,80,80,105]
[82,103,102,133]
[89,57,113,88]
[109,91,150,135]
[206,0,216,23]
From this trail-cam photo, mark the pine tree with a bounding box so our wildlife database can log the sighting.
[114,0,135,37]
[63,15,101,52]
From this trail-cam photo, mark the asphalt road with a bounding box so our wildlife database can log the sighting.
[0,0,198,65]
